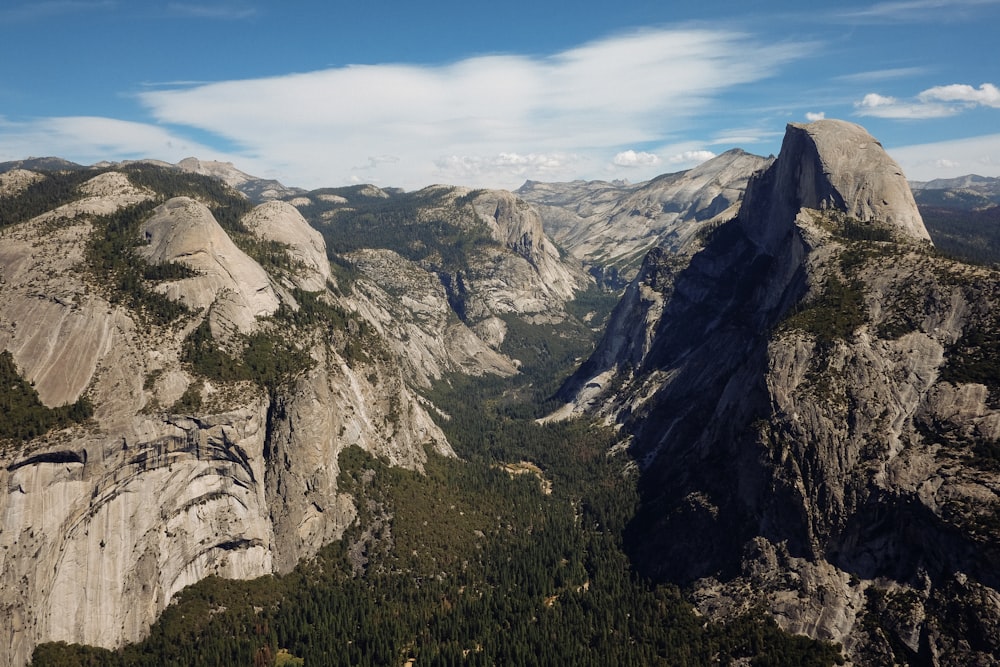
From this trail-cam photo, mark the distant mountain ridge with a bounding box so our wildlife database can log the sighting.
[0,156,304,203]
[517,149,772,286]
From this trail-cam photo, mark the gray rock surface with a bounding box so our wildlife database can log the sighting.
[242,200,333,292]
[0,163,594,667]
[519,149,772,281]
[555,120,1000,664]
[138,197,281,336]
[0,178,452,666]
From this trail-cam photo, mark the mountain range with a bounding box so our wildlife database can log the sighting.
[2,121,999,666]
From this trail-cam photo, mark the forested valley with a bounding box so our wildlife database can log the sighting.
[30,288,845,666]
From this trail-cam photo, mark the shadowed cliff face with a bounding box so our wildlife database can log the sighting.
[558,120,1000,664]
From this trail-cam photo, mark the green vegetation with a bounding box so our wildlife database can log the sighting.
[921,204,1000,267]
[782,275,867,344]
[85,200,193,325]
[0,350,93,443]
[120,164,253,235]
[180,319,314,393]
[0,168,109,228]
[303,188,497,272]
[32,395,844,667]
[940,324,1000,398]
[812,209,896,243]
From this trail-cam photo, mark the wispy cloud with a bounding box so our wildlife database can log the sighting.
[806,111,827,121]
[128,27,808,189]
[0,0,115,23]
[166,3,257,20]
[888,132,1000,180]
[837,0,1000,22]
[834,67,928,83]
[0,115,244,168]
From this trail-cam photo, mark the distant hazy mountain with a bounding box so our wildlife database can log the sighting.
[518,149,772,286]
[0,156,304,203]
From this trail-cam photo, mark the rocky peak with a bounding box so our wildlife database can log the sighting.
[241,200,332,292]
[741,120,930,253]
[137,197,281,336]
[553,119,1000,663]
[519,149,771,284]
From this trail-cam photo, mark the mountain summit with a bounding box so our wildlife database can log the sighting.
[741,119,930,253]
[555,119,1000,664]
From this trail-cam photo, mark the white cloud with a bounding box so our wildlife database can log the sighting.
[125,26,807,189]
[918,83,1000,108]
[0,1,114,23]
[667,150,715,165]
[855,82,1000,120]
[613,150,661,167]
[836,0,1000,22]
[887,133,1000,180]
[166,4,258,19]
[805,111,826,121]
[854,92,957,119]
[0,115,233,164]
[433,152,584,184]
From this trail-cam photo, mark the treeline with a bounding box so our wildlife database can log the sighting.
[0,350,92,443]
[0,168,109,228]
[180,319,314,394]
[921,204,1000,267]
[33,345,844,666]
[305,189,496,272]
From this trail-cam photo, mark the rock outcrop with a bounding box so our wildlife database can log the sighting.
[0,162,595,667]
[241,200,333,292]
[0,177,457,667]
[555,120,1000,664]
[138,197,281,336]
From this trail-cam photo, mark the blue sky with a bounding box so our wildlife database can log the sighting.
[1,1,999,190]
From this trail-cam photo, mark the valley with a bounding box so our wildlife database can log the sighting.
[2,119,999,666]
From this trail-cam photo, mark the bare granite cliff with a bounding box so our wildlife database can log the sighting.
[555,120,1000,664]
[0,161,599,666]
[0,172,472,667]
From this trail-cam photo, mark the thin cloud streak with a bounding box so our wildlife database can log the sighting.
[135,27,810,189]
[834,67,928,83]
[166,3,258,19]
[836,0,1000,22]
[0,0,115,23]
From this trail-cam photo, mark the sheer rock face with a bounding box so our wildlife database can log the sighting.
[347,248,517,387]
[556,120,1000,663]
[0,179,471,667]
[470,190,578,299]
